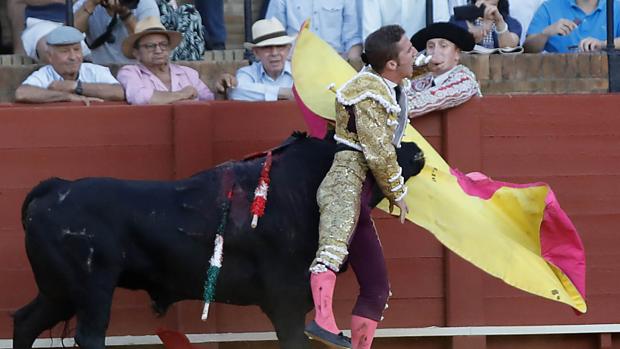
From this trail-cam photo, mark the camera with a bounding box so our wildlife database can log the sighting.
[453,4,486,21]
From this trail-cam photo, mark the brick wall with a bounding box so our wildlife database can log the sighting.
[461,53,609,94]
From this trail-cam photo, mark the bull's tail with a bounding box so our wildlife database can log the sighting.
[21,177,66,231]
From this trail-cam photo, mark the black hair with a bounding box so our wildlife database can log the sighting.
[362,25,405,73]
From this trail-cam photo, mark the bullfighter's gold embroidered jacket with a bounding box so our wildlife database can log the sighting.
[333,69,407,203]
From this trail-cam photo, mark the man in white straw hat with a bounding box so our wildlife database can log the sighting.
[117,16,215,105]
[225,17,296,101]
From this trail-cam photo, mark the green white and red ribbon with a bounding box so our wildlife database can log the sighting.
[202,189,233,321]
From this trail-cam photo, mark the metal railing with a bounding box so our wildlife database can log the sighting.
[606,0,620,92]
[66,0,73,26]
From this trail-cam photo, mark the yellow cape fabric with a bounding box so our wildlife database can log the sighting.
[292,22,586,313]
[291,21,355,121]
[385,125,586,313]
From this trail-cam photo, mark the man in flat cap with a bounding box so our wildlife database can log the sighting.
[406,22,481,118]
[15,26,124,105]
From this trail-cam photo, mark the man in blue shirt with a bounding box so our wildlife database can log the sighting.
[265,0,362,60]
[524,0,620,53]
[226,18,296,101]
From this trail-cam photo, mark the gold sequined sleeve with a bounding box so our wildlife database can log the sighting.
[355,99,407,203]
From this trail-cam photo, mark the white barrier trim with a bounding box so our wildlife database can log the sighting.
[2,324,620,348]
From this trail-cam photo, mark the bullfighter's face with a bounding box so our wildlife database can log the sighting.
[47,43,83,80]
[425,38,460,77]
[134,33,171,67]
[252,44,291,80]
[394,34,417,80]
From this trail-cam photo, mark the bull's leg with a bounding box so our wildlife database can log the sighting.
[73,276,116,349]
[261,300,311,349]
[13,293,75,349]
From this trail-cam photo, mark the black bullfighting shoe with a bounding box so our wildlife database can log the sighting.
[304,320,351,348]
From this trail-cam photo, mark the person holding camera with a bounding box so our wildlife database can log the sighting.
[524,0,620,53]
[451,0,521,49]
[73,0,160,64]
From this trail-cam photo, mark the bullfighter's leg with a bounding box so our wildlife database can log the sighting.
[306,151,368,348]
[13,293,74,349]
[347,195,389,349]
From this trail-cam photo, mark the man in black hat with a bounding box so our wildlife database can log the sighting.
[406,22,481,118]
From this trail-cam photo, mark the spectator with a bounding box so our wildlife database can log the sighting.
[225,18,295,101]
[407,22,481,118]
[15,26,124,104]
[194,0,226,50]
[265,0,362,60]
[362,0,451,41]
[73,0,160,64]
[509,0,544,44]
[524,0,620,53]
[20,0,91,62]
[450,0,521,49]
[117,16,214,105]
[157,0,206,60]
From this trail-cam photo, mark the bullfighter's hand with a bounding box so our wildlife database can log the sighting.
[215,73,237,93]
[394,199,409,224]
[49,80,78,93]
[68,94,104,106]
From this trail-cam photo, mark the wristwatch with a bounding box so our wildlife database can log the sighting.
[75,80,83,95]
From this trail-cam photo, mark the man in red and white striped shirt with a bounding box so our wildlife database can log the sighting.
[407,22,481,118]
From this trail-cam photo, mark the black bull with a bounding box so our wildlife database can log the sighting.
[13,133,425,349]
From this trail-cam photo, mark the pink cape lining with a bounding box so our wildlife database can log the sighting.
[292,85,328,139]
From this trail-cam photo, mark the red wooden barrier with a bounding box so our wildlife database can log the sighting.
[0,96,618,348]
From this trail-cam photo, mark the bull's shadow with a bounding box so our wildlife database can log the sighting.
[13,132,424,349]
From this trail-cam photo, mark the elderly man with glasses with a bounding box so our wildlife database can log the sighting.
[117,16,215,105]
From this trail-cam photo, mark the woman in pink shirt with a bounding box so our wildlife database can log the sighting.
[118,16,214,105]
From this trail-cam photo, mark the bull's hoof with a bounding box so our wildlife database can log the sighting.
[304,320,351,348]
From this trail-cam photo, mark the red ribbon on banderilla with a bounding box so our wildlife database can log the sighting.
[250,151,273,228]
